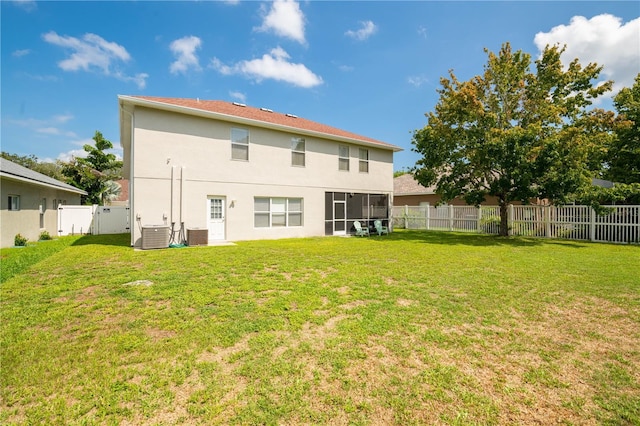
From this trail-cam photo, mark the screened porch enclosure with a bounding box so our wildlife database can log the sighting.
[324,192,390,236]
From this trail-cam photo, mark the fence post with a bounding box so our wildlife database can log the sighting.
[545,206,551,238]
[508,204,514,236]
[404,205,408,229]
[426,204,430,230]
[477,206,482,234]
[449,204,454,231]
[590,207,596,242]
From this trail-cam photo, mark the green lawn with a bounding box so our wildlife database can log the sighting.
[1,231,639,425]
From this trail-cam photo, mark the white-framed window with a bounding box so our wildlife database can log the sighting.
[359,148,369,173]
[231,127,249,161]
[8,195,20,211]
[339,145,349,171]
[254,197,304,228]
[291,137,305,167]
[41,198,47,213]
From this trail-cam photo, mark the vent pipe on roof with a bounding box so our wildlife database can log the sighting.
[260,107,273,113]
[232,102,246,107]
[285,113,298,118]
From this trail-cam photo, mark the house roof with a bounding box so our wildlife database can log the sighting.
[119,95,402,152]
[0,158,87,195]
[394,173,436,196]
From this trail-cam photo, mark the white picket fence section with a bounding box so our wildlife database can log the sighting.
[58,205,130,236]
[392,204,640,244]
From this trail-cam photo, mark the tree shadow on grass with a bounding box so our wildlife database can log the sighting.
[71,233,131,247]
[370,229,592,248]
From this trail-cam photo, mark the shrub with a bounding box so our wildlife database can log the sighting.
[14,234,28,247]
[39,230,53,241]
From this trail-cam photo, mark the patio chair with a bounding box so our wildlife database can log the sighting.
[353,221,370,237]
[374,220,389,236]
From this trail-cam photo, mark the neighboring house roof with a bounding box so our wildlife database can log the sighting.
[394,173,436,196]
[119,95,402,152]
[114,179,129,202]
[0,158,87,195]
[394,174,617,197]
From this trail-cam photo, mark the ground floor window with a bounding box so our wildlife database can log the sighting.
[8,195,20,211]
[255,197,304,228]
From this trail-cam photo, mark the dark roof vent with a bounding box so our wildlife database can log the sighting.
[232,102,246,107]
[260,107,273,113]
[285,113,298,118]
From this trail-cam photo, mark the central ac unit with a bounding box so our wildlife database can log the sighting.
[141,225,170,249]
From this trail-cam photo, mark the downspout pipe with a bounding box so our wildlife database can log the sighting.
[121,106,135,247]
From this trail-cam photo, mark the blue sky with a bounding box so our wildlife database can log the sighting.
[2,1,639,172]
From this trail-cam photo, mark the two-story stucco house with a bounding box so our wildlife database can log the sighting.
[119,96,402,248]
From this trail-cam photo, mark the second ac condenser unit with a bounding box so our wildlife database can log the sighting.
[187,228,208,246]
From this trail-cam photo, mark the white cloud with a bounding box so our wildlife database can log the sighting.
[12,0,36,12]
[53,114,74,123]
[229,91,247,103]
[7,113,73,129]
[211,47,323,88]
[534,14,640,95]
[21,72,59,82]
[42,31,148,89]
[57,149,88,162]
[169,36,202,75]
[345,20,378,41]
[417,26,427,39]
[36,127,78,138]
[407,75,429,87]
[12,49,31,57]
[256,0,306,45]
[339,64,354,72]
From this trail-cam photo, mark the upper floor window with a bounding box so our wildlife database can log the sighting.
[291,137,305,167]
[8,195,20,211]
[339,145,350,171]
[231,128,249,161]
[359,148,369,173]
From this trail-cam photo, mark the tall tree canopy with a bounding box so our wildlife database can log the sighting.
[608,73,640,184]
[412,42,612,235]
[61,131,123,205]
[0,152,65,181]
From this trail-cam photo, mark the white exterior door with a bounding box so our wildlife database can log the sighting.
[208,197,225,240]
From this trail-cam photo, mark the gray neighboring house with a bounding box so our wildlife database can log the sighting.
[1,158,86,247]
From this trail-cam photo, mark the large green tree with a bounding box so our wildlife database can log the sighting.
[61,131,123,205]
[607,73,640,184]
[412,43,612,235]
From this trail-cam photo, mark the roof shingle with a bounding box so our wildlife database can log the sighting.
[0,158,87,195]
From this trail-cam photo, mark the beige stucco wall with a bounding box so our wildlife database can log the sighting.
[1,178,82,247]
[127,107,395,246]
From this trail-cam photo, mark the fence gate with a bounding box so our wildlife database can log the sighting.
[58,205,95,236]
[58,205,129,236]
[95,206,130,234]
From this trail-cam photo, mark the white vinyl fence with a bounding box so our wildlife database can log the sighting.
[392,204,640,244]
[58,205,130,236]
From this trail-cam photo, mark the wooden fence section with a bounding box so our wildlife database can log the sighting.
[392,205,640,244]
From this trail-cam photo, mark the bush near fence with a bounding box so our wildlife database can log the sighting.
[392,205,640,244]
